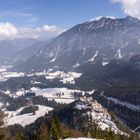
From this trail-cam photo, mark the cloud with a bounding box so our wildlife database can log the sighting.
[37,25,66,34]
[0,10,39,23]
[0,10,32,17]
[0,22,66,40]
[43,25,61,32]
[17,25,66,40]
[0,22,18,37]
[28,17,39,22]
[90,15,116,21]
[112,0,140,19]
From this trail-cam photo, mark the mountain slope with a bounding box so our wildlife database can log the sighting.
[8,40,49,66]
[76,55,140,130]
[0,38,38,65]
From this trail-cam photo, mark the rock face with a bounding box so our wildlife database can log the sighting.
[53,98,122,133]
[12,16,140,71]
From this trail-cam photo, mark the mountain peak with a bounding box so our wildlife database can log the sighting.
[91,16,139,24]
[125,16,139,22]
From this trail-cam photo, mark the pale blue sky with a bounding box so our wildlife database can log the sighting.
[0,0,125,28]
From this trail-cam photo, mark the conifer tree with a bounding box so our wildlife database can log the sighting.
[51,116,61,140]
[38,122,49,140]
[14,132,24,140]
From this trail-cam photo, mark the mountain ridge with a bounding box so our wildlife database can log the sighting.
[10,16,140,72]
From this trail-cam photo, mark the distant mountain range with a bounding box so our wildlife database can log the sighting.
[0,38,38,64]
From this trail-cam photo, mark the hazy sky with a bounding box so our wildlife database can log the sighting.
[0,0,139,40]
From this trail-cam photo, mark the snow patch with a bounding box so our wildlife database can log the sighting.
[50,58,56,62]
[83,48,86,56]
[4,105,53,127]
[85,50,98,63]
[101,93,140,112]
[64,138,96,140]
[0,102,4,109]
[107,97,140,112]
[86,90,95,95]
[102,61,109,66]
[115,49,122,59]
[73,63,80,68]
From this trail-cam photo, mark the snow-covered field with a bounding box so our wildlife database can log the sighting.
[4,105,53,127]
[30,87,83,104]
[63,138,97,140]
[3,87,84,104]
[27,70,82,84]
[0,67,25,81]
[3,86,95,105]
[0,68,84,104]
[0,68,82,87]
[45,71,82,84]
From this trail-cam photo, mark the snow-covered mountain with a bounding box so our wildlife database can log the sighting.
[7,40,49,66]
[12,16,140,71]
[0,38,38,65]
